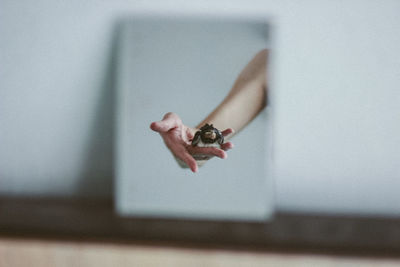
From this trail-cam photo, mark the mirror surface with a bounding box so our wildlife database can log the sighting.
[115,17,272,220]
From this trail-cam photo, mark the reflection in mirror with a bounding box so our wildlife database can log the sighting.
[116,17,273,221]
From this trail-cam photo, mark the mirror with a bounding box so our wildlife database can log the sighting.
[115,16,273,221]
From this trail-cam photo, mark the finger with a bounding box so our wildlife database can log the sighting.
[150,121,169,132]
[179,151,198,173]
[189,146,227,159]
[186,127,195,140]
[221,128,234,137]
[150,112,180,132]
[220,142,234,151]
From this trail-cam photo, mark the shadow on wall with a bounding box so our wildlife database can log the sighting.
[75,22,122,197]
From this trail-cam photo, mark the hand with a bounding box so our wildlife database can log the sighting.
[150,112,234,172]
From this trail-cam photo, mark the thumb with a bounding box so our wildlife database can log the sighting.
[150,121,170,132]
[150,112,180,132]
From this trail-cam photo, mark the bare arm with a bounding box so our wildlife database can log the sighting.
[151,49,268,172]
[196,49,268,135]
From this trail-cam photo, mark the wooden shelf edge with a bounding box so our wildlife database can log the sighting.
[1,197,399,257]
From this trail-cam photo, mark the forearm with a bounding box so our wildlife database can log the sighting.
[196,49,268,134]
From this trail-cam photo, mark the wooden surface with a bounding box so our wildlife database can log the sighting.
[1,197,400,257]
[1,238,400,267]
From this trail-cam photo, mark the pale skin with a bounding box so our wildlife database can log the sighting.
[150,49,268,172]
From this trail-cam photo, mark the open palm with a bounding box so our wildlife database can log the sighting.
[150,112,234,172]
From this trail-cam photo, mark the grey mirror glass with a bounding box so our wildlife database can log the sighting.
[115,17,273,220]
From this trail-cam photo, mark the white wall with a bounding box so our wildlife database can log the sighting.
[1,0,399,215]
[271,1,400,216]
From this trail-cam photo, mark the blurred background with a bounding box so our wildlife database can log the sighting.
[1,0,400,265]
[1,0,399,216]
